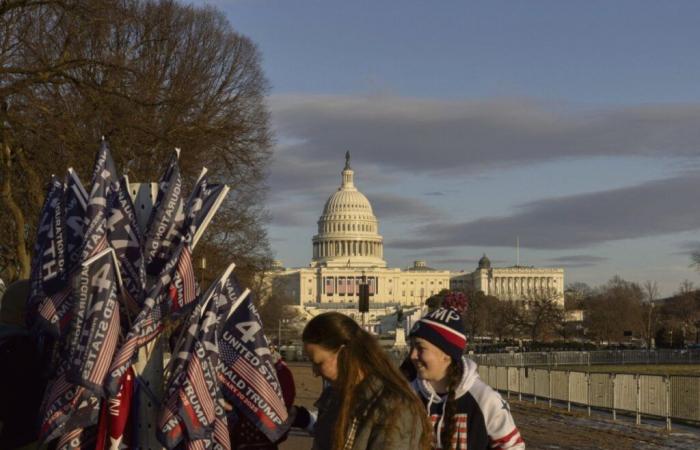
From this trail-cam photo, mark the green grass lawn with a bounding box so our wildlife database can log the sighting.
[548,364,700,376]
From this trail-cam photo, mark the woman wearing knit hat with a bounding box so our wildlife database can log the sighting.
[409,306,525,450]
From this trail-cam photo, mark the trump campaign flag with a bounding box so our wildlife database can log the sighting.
[68,248,122,397]
[105,239,195,396]
[30,176,71,336]
[80,141,119,263]
[144,150,185,276]
[95,367,134,450]
[218,287,290,442]
[107,177,146,308]
[158,264,237,449]
[64,168,89,274]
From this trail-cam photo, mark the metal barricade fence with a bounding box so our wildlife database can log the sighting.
[671,376,700,422]
[472,349,700,367]
[478,365,700,430]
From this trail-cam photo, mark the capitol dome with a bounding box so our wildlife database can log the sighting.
[312,152,386,268]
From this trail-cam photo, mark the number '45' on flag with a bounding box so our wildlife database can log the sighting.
[217,291,291,442]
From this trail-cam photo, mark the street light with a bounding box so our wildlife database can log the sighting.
[278,318,289,347]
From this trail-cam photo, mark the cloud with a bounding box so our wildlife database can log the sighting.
[546,255,609,268]
[269,94,700,176]
[674,240,700,256]
[388,172,700,250]
[368,193,441,219]
[268,205,310,227]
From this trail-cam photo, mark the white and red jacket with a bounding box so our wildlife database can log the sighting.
[411,357,525,450]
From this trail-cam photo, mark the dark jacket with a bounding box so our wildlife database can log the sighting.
[311,375,425,450]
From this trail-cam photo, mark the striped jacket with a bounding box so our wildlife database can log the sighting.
[411,357,525,450]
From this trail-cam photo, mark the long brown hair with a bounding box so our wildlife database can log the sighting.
[440,358,464,449]
[303,312,432,450]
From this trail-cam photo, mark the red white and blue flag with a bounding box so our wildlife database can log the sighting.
[68,248,122,397]
[337,277,346,295]
[105,240,194,396]
[217,284,290,442]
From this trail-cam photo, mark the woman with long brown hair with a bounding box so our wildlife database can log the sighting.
[299,311,431,450]
[408,306,525,450]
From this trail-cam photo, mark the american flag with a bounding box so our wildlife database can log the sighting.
[347,276,355,295]
[218,292,290,442]
[144,150,185,276]
[68,249,122,397]
[158,271,226,449]
[338,277,346,295]
[39,251,101,444]
[325,277,334,295]
[168,237,198,314]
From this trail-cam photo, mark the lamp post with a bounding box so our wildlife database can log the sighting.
[278,318,288,347]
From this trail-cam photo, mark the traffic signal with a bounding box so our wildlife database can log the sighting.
[358,284,369,313]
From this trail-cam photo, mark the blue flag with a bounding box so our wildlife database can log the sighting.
[68,248,122,397]
[29,176,68,333]
[64,168,89,274]
[107,177,146,308]
[144,150,185,275]
[80,141,119,263]
[217,285,290,442]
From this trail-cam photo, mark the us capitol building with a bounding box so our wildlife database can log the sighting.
[269,153,564,322]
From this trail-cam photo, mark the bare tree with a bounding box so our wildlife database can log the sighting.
[490,299,521,341]
[0,0,272,285]
[642,280,659,348]
[691,251,700,270]
[584,276,645,344]
[519,288,565,342]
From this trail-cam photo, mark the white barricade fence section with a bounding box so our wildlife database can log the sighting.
[550,371,568,402]
[639,375,667,417]
[671,376,700,422]
[508,367,520,394]
[520,368,535,396]
[497,366,509,391]
[568,371,588,406]
[534,368,550,400]
[478,365,489,383]
[589,373,613,409]
[476,364,700,430]
[614,374,637,413]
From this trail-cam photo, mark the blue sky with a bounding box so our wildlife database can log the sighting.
[193,0,700,296]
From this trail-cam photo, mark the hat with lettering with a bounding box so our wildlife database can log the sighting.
[409,307,466,360]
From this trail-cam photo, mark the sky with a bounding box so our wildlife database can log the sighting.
[192,0,700,296]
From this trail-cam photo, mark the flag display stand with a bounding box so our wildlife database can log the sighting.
[31,144,291,449]
[128,181,167,450]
